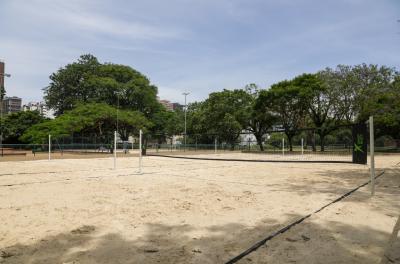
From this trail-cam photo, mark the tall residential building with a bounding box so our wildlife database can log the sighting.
[172,103,183,111]
[23,101,48,116]
[3,96,22,114]
[157,97,183,112]
[159,99,174,111]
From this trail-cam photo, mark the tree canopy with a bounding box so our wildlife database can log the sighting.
[189,89,252,148]
[2,111,47,144]
[44,54,159,117]
[259,79,309,151]
[21,103,149,144]
[18,55,400,152]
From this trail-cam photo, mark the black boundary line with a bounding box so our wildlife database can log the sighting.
[147,154,354,164]
[224,170,386,264]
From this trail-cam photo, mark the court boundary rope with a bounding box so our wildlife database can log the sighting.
[224,170,386,264]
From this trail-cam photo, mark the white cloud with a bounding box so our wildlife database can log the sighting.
[7,0,184,41]
[0,0,398,104]
[63,13,183,40]
[157,86,189,104]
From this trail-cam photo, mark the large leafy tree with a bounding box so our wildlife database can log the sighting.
[44,54,100,116]
[184,101,213,144]
[318,64,399,143]
[320,64,397,122]
[84,63,160,116]
[294,73,343,151]
[148,108,183,144]
[196,89,252,148]
[246,84,277,151]
[351,64,397,122]
[260,80,309,151]
[2,111,47,144]
[358,74,400,139]
[21,103,150,144]
[44,54,160,117]
[318,65,356,122]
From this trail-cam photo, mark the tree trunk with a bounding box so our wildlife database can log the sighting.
[288,136,293,152]
[312,131,316,152]
[119,129,129,141]
[319,131,326,152]
[256,135,264,151]
[230,143,235,151]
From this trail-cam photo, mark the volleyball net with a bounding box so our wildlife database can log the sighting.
[146,123,371,164]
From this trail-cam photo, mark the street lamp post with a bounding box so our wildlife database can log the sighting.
[182,92,190,151]
[0,73,11,155]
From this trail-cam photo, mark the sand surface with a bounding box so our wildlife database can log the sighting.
[0,153,399,263]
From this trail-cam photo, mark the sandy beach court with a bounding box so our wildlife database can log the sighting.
[0,153,399,263]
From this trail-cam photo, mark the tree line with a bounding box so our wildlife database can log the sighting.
[183,65,400,151]
[1,54,399,151]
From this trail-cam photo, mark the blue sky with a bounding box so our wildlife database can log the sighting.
[0,0,399,105]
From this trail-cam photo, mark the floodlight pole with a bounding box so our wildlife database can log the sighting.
[114,130,117,170]
[301,138,304,156]
[215,137,217,153]
[116,93,120,131]
[369,116,375,196]
[48,134,51,161]
[182,92,189,151]
[282,138,285,156]
[139,129,142,173]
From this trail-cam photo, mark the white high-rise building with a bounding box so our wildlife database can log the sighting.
[23,101,54,118]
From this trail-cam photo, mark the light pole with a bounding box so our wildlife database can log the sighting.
[182,92,190,151]
[0,73,11,155]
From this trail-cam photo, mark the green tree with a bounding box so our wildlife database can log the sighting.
[44,54,160,117]
[44,54,100,116]
[351,64,397,122]
[294,73,342,151]
[198,89,252,149]
[318,65,355,122]
[0,84,5,101]
[320,64,397,122]
[2,111,46,143]
[183,101,214,144]
[246,84,277,151]
[261,79,308,151]
[0,84,6,143]
[319,64,399,144]
[148,109,183,145]
[21,103,150,144]
[359,74,400,139]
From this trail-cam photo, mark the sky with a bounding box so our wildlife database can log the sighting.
[0,0,399,105]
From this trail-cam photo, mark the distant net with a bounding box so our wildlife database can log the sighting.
[0,134,140,161]
[49,135,141,155]
[51,136,113,155]
[146,124,363,163]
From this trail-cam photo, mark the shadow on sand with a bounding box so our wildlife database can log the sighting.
[1,166,399,263]
[1,213,399,264]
